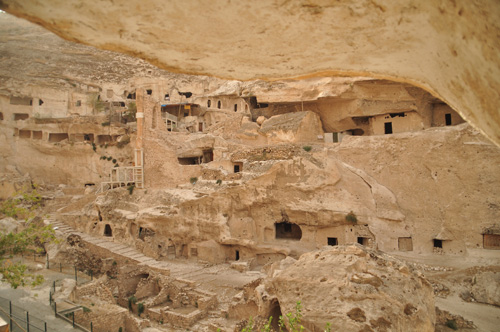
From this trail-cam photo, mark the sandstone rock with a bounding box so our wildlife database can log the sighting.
[0,217,19,234]
[271,245,435,331]
[259,111,323,143]
[256,116,266,126]
[470,271,500,306]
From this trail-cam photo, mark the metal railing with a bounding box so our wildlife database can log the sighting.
[0,296,47,332]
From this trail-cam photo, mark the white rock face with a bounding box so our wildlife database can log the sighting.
[271,245,435,332]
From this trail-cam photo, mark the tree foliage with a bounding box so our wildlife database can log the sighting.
[0,185,57,288]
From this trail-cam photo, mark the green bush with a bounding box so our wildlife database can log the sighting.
[445,320,458,330]
[345,211,357,223]
[128,296,137,310]
[302,146,312,152]
[137,302,145,317]
[190,177,198,185]
[127,185,135,195]
[216,179,222,186]
[101,121,110,126]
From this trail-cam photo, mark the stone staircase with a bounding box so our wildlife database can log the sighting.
[48,218,173,274]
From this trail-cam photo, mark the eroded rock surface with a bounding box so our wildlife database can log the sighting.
[271,245,435,332]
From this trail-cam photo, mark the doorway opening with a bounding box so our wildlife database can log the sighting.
[384,122,393,134]
[104,224,112,237]
[357,237,369,246]
[445,113,452,126]
[275,222,302,240]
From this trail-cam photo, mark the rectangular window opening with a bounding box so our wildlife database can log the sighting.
[327,237,338,246]
[433,239,443,248]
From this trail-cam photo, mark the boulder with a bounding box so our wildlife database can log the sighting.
[271,245,435,332]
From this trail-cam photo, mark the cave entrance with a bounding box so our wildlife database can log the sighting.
[19,130,31,139]
[32,131,42,140]
[398,237,413,251]
[275,222,302,240]
[14,113,30,121]
[269,300,283,331]
[49,133,69,142]
[104,224,112,237]
[178,156,201,165]
[357,237,369,246]
[384,122,393,134]
[327,237,338,246]
[83,134,94,142]
[138,227,155,240]
[203,149,214,163]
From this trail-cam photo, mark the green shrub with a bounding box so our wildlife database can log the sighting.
[92,143,97,152]
[118,327,123,332]
[190,177,198,185]
[127,185,135,195]
[83,306,91,313]
[216,179,222,186]
[101,121,110,126]
[107,156,113,161]
[137,302,145,317]
[128,296,137,310]
[345,211,357,223]
[303,146,312,152]
[112,159,117,164]
[445,320,458,330]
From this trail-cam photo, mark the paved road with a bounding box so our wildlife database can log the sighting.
[0,262,80,332]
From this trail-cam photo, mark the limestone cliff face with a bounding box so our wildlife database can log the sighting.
[61,123,500,260]
[3,0,500,147]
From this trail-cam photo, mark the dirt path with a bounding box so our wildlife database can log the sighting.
[435,295,500,332]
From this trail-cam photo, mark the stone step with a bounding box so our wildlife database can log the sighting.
[47,218,172,275]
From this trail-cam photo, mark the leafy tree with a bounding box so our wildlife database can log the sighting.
[0,186,57,288]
